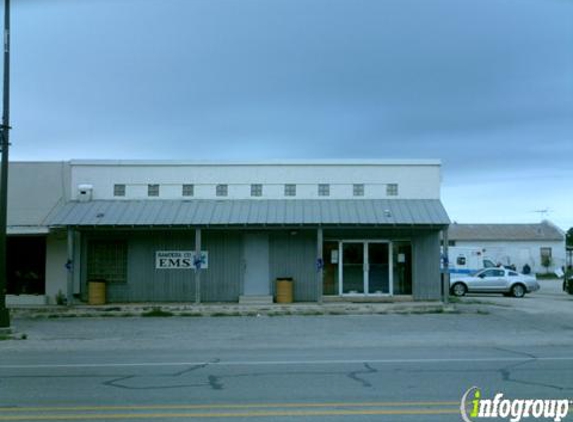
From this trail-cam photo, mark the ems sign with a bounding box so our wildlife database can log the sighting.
[155,251,209,270]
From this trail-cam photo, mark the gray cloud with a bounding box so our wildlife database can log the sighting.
[9,0,573,228]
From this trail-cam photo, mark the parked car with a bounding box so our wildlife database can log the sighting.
[450,268,539,298]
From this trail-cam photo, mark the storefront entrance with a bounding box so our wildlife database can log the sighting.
[323,239,412,297]
[340,241,391,295]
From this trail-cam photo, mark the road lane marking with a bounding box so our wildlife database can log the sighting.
[0,355,571,369]
[0,408,460,420]
[0,401,459,412]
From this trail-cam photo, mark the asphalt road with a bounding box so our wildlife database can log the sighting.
[1,279,572,421]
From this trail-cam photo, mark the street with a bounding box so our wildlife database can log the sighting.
[1,279,573,421]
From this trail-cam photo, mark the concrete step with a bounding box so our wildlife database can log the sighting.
[238,295,274,305]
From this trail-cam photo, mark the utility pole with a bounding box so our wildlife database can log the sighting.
[0,0,11,328]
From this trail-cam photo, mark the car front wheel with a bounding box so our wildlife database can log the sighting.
[510,284,526,298]
[451,283,467,297]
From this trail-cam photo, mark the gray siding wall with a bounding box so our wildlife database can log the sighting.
[412,230,441,300]
[81,230,242,303]
[122,231,196,302]
[201,231,242,302]
[269,230,317,302]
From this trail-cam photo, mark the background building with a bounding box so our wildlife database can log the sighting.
[6,162,69,305]
[448,221,566,274]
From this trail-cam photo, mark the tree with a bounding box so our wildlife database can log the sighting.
[567,227,573,249]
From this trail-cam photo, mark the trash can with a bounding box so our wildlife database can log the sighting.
[88,279,106,305]
[276,277,293,303]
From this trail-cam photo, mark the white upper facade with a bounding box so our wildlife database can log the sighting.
[69,159,443,201]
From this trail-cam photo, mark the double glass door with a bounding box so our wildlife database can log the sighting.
[340,241,392,295]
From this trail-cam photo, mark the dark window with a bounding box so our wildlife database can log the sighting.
[387,183,398,196]
[7,237,46,295]
[251,184,263,197]
[113,184,126,197]
[318,184,330,196]
[182,184,194,197]
[148,184,159,197]
[353,184,364,197]
[456,256,466,266]
[284,184,296,197]
[216,184,228,197]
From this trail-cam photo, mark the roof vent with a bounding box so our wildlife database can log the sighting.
[77,184,93,202]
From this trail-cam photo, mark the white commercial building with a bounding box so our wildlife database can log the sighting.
[448,221,566,274]
[7,159,450,305]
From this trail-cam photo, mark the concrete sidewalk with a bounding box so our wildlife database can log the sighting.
[8,300,453,319]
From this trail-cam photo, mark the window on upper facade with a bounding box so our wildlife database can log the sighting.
[251,184,263,197]
[353,184,364,197]
[216,184,228,197]
[540,247,552,258]
[284,184,296,197]
[148,184,159,197]
[113,184,126,197]
[182,184,194,197]
[318,184,330,197]
[386,183,398,196]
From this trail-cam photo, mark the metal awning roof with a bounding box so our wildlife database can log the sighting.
[7,226,51,235]
[48,199,450,227]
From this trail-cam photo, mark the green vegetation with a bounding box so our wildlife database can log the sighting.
[541,256,553,274]
[141,307,174,317]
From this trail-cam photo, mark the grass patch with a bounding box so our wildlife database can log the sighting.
[476,309,490,315]
[535,273,560,280]
[210,312,242,317]
[409,307,445,315]
[141,308,174,317]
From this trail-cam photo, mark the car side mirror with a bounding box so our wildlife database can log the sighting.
[478,273,485,279]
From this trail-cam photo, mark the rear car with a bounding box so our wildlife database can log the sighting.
[450,268,539,298]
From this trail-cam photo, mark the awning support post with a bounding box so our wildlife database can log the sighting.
[194,228,201,305]
[317,227,323,303]
[442,228,449,304]
[66,227,74,306]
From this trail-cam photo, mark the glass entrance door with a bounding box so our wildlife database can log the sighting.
[341,242,364,294]
[340,241,392,296]
[368,243,390,295]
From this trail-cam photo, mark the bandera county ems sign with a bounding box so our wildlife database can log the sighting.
[155,251,209,270]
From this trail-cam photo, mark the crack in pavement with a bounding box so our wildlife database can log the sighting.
[100,361,380,392]
[347,363,377,388]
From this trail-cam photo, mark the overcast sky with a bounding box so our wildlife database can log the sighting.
[9,0,573,230]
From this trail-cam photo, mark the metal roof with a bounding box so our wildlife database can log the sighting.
[49,199,450,227]
[448,221,564,241]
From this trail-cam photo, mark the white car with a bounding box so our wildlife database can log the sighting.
[450,268,540,298]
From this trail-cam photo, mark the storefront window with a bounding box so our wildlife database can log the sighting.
[393,241,412,295]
